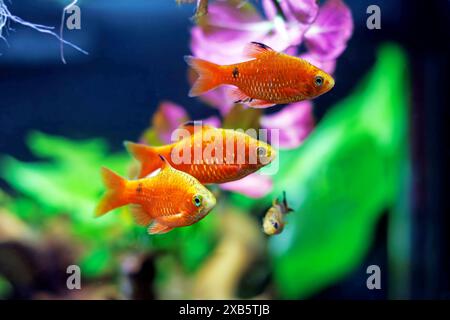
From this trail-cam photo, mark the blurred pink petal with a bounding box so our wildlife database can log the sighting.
[221,173,273,198]
[262,0,319,25]
[190,1,270,64]
[202,115,222,128]
[304,0,353,61]
[154,101,189,144]
[260,101,315,149]
[197,85,236,115]
[300,52,336,74]
[191,1,307,64]
[287,0,320,24]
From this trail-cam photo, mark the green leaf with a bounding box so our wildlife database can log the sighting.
[79,247,114,278]
[0,275,13,299]
[269,44,409,298]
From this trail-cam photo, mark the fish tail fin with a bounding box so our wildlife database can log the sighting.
[184,55,222,97]
[95,167,129,217]
[124,141,162,178]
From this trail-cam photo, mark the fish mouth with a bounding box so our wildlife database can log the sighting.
[261,147,277,166]
[200,193,216,216]
[326,77,335,91]
[256,145,277,167]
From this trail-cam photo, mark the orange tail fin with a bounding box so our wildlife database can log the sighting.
[124,141,163,178]
[95,167,129,217]
[185,55,222,97]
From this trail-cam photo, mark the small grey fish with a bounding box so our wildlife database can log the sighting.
[263,191,293,236]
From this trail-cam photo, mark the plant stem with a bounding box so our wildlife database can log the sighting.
[270,0,287,21]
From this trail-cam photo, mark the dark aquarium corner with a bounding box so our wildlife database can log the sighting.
[0,0,448,303]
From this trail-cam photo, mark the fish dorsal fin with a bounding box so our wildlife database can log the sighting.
[281,191,294,213]
[179,120,214,135]
[282,191,288,207]
[158,155,173,171]
[272,197,279,206]
[244,42,275,59]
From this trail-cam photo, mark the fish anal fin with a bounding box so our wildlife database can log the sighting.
[248,99,276,108]
[228,87,252,104]
[244,42,275,59]
[148,221,173,235]
[129,204,152,226]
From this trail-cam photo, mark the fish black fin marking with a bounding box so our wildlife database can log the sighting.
[282,191,288,207]
[248,99,276,108]
[129,204,153,226]
[281,191,294,213]
[179,120,215,134]
[158,154,175,171]
[228,87,252,104]
[148,221,173,235]
[244,42,275,59]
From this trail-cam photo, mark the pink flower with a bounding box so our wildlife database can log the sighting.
[261,101,315,149]
[303,0,354,61]
[221,173,273,199]
[188,0,352,149]
[153,101,189,144]
[262,0,319,25]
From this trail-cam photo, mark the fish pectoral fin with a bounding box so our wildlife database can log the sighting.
[248,99,276,108]
[147,221,173,235]
[129,204,152,226]
[243,42,275,59]
[228,87,253,104]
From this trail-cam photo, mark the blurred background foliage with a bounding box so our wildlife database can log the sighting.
[0,43,409,299]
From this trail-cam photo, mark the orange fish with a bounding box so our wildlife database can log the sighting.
[125,122,276,184]
[185,42,335,108]
[95,156,216,234]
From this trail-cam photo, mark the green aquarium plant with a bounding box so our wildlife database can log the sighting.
[267,44,410,298]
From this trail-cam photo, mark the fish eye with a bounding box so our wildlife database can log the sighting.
[314,75,324,87]
[256,146,266,157]
[192,194,203,207]
[272,221,279,229]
